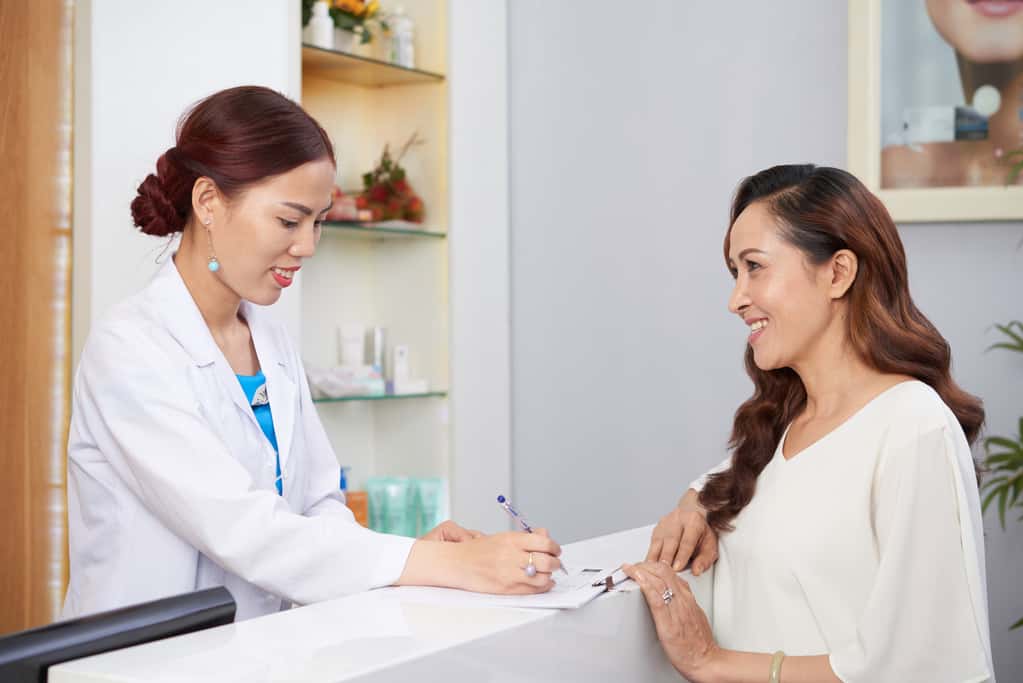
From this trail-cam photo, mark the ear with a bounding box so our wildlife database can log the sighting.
[828,249,858,299]
[191,176,224,228]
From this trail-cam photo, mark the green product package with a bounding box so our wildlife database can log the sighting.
[414,477,449,535]
[366,477,416,537]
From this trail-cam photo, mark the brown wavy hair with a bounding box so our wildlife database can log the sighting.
[699,164,984,533]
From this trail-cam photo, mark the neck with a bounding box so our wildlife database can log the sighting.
[957,56,1023,151]
[175,224,242,335]
[790,314,879,421]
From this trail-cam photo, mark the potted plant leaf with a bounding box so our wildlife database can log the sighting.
[981,320,1023,631]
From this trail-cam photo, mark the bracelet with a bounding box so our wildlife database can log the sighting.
[769,651,785,683]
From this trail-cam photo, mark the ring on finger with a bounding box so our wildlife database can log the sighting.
[662,587,673,606]
[525,552,537,577]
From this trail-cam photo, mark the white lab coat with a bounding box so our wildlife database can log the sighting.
[63,256,414,621]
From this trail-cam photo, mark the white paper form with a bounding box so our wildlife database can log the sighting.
[388,566,629,610]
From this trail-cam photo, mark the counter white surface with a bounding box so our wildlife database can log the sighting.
[50,525,712,682]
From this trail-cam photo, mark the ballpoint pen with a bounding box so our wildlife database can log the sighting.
[497,495,570,575]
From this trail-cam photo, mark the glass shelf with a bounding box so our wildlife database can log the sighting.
[313,391,448,404]
[322,221,447,239]
[302,44,445,87]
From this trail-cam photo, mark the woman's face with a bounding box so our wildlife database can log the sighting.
[926,0,1023,63]
[209,158,335,306]
[726,202,836,372]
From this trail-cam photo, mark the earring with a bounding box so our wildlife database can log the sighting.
[204,218,220,273]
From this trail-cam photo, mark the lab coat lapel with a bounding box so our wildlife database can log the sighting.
[263,360,296,477]
[244,302,296,476]
[149,255,262,428]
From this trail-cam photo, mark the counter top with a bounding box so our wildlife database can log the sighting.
[51,525,711,682]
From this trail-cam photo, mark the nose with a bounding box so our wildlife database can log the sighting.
[728,275,751,316]
[288,222,318,259]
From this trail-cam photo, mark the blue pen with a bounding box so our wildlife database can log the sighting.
[497,495,569,575]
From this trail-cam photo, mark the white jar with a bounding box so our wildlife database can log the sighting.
[305,1,334,50]
[388,6,415,68]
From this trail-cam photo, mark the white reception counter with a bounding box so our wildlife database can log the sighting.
[50,525,713,682]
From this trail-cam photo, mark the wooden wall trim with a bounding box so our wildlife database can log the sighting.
[0,0,74,633]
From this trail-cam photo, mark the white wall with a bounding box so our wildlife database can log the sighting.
[508,0,1022,678]
[73,0,302,362]
[448,0,513,530]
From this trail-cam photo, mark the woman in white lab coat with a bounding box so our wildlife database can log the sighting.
[625,165,994,682]
[63,85,562,622]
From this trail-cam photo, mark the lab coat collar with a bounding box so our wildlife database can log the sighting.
[148,255,297,476]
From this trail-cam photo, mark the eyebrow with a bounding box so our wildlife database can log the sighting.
[280,201,333,216]
[728,247,767,264]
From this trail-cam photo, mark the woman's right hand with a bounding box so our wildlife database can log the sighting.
[645,489,718,576]
[399,528,563,595]
[451,529,563,594]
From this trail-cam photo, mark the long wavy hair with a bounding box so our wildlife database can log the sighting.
[699,164,984,533]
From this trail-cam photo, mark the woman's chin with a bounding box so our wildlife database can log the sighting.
[247,287,284,307]
[751,348,782,372]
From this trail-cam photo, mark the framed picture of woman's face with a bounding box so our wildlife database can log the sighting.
[848,0,1023,222]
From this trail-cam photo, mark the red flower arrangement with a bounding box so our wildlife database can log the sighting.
[355,132,426,223]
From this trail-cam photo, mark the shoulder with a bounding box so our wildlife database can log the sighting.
[882,380,959,436]
[874,380,967,469]
[78,288,182,380]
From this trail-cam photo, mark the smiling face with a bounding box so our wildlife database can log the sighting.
[725,201,843,372]
[926,0,1023,62]
[204,158,336,306]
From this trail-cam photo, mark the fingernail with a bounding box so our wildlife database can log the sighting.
[694,563,702,574]
[673,562,682,571]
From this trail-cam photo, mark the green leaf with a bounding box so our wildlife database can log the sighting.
[982,485,1003,514]
[1009,161,1023,186]
[998,487,1008,529]
[988,343,1023,354]
[995,321,1023,345]
[985,435,1023,451]
[985,454,1017,468]
[1012,615,1023,631]
[989,321,1023,341]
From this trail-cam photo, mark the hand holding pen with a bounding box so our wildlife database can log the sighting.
[498,495,570,576]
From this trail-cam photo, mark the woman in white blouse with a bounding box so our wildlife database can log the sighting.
[624,164,994,682]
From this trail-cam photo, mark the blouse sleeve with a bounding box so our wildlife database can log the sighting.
[688,456,731,492]
[827,422,993,682]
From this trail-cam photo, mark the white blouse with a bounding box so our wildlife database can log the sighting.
[691,381,994,682]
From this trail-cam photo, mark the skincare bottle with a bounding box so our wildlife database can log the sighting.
[305,1,334,50]
[414,477,448,535]
[339,467,368,527]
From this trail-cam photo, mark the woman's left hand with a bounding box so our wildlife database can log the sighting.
[623,561,720,682]
[420,519,483,542]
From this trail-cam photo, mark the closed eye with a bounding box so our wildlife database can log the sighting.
[278,217,299,229]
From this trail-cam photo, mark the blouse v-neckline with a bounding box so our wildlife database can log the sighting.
[778,380,920,463]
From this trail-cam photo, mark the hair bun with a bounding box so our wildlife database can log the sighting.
[130,151,186,236]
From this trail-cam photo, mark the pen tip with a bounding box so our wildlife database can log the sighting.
[497,495,506,503]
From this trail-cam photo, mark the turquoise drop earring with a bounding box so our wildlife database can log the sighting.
[204,218,220,273]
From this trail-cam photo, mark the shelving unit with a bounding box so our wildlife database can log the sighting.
[299,1,451,497]
[312,391,448,404]
[301,44,444,87]
[322,220,447,240]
